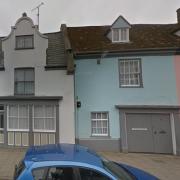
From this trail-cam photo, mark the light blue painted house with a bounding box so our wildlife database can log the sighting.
[65,9,180,155]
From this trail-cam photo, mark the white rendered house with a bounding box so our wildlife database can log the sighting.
[0,13,75,147]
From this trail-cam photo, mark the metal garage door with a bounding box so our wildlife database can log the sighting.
[126,113,173,154]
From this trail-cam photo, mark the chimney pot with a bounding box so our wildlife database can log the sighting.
[177,8,180,24]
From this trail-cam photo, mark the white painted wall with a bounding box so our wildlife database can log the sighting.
[0,14,75,144]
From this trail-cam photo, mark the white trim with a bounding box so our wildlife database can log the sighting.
[119,59,141,87]
[7,129,29,132]
[112,28,129,43]
[170,113,177,155]
[132,128,148,131]
[33,129,56,133]
[91,112,109,136]
[91,134,108,136]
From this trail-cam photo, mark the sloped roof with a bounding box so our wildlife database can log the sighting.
[45,32,66,67]
[67,24,180,55]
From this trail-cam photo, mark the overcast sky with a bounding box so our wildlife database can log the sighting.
[0,0,180,36]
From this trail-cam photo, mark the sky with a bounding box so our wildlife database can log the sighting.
[0,0,180,36]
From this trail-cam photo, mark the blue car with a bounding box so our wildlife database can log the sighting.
[14,144,158,180]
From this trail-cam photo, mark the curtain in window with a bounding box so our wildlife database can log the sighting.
[91,112,108,136]
[16,35,33,49]
[33,105,55,132]
[8,105,29,130]
[15,68,34,95]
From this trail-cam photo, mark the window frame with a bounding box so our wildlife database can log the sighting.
[119,58,143,88]
[7,104,30,132]
[15,35,34,50]
[14,68,35,95]
[32,104,56,133]
[91,112,109,137]
[112,28,129,43]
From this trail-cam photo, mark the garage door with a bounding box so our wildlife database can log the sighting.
[126,113,173,154]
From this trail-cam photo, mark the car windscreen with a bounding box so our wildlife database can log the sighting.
[13,160,25,180]
[102,158,134,180]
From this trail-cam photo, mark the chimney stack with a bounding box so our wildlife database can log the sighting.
[177,8,180,24]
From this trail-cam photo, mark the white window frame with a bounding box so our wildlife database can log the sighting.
[91,112,109,136]
[32,105,56,133]
[112,28,129,43]
[119,59,142,87]
[7,104,29,132]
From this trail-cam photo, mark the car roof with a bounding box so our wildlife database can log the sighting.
[24,144,103,168]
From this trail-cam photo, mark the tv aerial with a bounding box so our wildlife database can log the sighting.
[32,2,44,29]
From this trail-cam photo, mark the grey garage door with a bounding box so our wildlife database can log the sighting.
[126,113,173,154]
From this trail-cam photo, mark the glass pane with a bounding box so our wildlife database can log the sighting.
[24,82,34,94]
[9,105,18,117]
[97,113,101,119]
[0,114,4,129]
[24,36,33,48]
[0,105,4,111]
[19,118,29,129]
[34,118,44,130]
[102,121,108,127]
[16,37,24,49]
[9,117,18,129]
[79,168,110,180]
[45,105,54,117]
[48,167,74,180]
[134,61,139,73]
[113,29,119,41]
[92,121,96,128]
[91,113,96,119]
[45,118,55,130]
[121,29,127,41]
[25,69,34,81]
[19,105,28,117]
[103,128,108,134]
[97,121,102,128]
[32,168,47,180]
[102,113,107,119]
[124,61,129,74]
[15,82,25,94]
[34,105,44,117]
[15,69,24,81]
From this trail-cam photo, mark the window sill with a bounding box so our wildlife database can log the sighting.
[15,47,34,50]
[120,85,143,88]
[14,94,35,96]
[90,135,111,139]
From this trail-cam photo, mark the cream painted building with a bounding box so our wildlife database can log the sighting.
[0,13,75,147]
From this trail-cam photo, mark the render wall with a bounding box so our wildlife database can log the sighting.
[75,55,178,141]
[0,17,75,144]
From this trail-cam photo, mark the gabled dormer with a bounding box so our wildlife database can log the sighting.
[107,16,131,43]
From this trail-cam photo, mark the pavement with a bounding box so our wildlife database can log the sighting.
[0,148,180,180]
[100,152,180,180]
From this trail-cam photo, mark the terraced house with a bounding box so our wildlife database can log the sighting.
[66,8,180,155]
[0,13,75,147]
